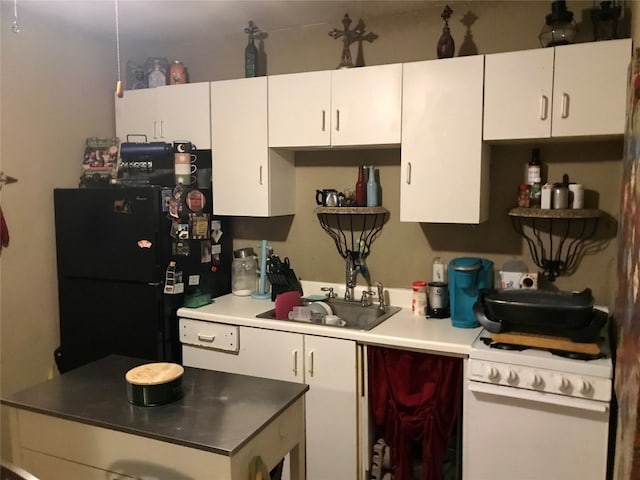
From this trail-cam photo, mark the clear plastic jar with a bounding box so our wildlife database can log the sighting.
[232,248,257,296]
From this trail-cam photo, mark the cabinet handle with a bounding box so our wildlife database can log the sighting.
[197,333,215,343]
[540,95,549,120]
[293,349,298,376]
[406,162,412,185]
[153,121,158,139]
[159,120,164,138]
[308,351,314,377]
[335,110,340,132]
[322,110,326,132]
[259,165,263,185]
[561,93,570,119]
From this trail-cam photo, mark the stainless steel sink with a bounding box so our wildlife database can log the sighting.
[256,299,402,331]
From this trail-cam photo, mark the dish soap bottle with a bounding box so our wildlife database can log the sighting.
[366,165,378,207]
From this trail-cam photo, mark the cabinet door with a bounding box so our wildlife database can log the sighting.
[155,82,211,149]
[23,450,136,479]
[304,335,358,480]
[401,56,488,223]
[552,38,631,137]
[182,325,303,382]
[268,71,332,147]
[483,48,554,140]
[331,64,402,147]
[211,77,270,216]
[115,88,157,142]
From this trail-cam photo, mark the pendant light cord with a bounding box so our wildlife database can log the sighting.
[12,0,19,33]
[115,0,123,96]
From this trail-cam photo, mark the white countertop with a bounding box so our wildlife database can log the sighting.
[177,281,481,357]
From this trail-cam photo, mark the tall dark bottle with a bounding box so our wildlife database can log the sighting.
[355,166,366,206]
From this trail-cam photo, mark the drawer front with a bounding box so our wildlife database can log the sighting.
[179,318,239,352]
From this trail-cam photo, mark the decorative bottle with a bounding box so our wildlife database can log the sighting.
[527,148,541,185]
[355,166,366,206]
[366,165,378,207]
[244,21,259,78]
[437,5,455,59]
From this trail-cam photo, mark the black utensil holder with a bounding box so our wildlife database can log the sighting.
[267,269,303,301]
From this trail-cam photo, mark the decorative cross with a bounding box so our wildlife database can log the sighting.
[329,14,377,69]
[441,5,453,27]
[244,21,259,43]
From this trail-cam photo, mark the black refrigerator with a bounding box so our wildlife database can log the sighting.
[53,186,232,373]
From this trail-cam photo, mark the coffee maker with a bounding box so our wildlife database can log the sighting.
[448,257,494,328]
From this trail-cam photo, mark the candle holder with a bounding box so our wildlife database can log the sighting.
[591,1,621,41]
[539,1,577,47]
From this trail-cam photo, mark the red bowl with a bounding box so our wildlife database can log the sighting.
[274,291,302,320]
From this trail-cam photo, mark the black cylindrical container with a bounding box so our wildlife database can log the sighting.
[125,363,184,407]
[427,281,450,318]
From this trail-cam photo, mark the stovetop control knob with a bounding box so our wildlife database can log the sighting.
[530,373,544,389]
[579,379,593,395]
[506,369,519,385]
[487,366,500,382]
[557,376,571,392]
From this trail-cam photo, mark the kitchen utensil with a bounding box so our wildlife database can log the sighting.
[125,362,184,406]
[309,301,332,316]
[324,314,345,326]
[427,281,449,318]
[473,288,605,341]
[316,189,339,207]
[449,257,494,328]
[288,306,312,321]
[274,291,302,320]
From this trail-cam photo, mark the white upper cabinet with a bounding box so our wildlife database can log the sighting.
[115,82,211,148]
[401,55,489,224]
[483,48,554,140]
[484,39,631,140]
[268,64,402,148]
[268,70,332,147]
[552,39,631,137]
[210,77,295,217]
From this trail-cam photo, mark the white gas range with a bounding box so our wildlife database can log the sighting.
[464,317,613,480]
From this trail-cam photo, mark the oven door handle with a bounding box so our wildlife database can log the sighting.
[468,381,609,413]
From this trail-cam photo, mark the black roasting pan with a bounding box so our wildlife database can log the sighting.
[473,288,605,341]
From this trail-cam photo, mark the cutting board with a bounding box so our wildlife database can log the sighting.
[490,331,601,355]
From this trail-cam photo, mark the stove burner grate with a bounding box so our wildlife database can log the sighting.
[548,349,604,361]
[481,336,605,360]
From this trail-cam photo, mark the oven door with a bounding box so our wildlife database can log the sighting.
[463,379,610,480]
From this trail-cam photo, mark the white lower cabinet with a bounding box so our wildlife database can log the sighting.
[181,321,359,480]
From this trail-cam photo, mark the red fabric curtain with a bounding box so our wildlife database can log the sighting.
[368,346,462,480]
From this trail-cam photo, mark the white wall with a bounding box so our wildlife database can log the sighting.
[0,1,116,458]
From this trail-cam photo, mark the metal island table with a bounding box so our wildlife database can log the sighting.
[1,355,308,479]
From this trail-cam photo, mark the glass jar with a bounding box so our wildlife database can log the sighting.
[232,248,257,296]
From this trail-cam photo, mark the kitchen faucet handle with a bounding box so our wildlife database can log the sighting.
[376,282,387,310]
[321,286,337,299]
[361,290,375,307]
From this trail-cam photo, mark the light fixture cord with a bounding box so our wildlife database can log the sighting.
[115,0,121,83]
[12,0,19,33]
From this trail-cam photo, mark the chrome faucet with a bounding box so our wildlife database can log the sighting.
[345,254,358,302]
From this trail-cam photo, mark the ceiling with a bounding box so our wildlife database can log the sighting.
[15,0,442,43]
